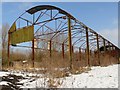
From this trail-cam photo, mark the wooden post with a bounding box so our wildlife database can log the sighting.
[108,42,111,64]
[103,39,106,52]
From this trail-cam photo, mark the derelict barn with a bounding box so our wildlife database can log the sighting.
[7,5,120,69]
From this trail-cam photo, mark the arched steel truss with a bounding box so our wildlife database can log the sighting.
[8,5,120,68]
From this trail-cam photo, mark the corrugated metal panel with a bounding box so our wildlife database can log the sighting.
[9,22,16,33]
[10,25,34,44]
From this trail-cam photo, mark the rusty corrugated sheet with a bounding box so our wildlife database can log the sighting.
[10,25,34,44]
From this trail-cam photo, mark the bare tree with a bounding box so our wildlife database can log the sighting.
[1,23,10,66]
[2,23,9,50]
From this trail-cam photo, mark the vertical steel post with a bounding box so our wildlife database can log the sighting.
[86,27,90,66]
[90,50,91,56]
[103,39,106,52]
[32,14,35,67]
[68,17,72,70]
[32,39,34,67]
[51,10,52,19]
[62,43,64,59]
[27,21,29,26]
[19,19,20,29]
[108,41,111,64]
[96,34,100,65]
[7,33,10,67]
[79,47,81,61]
[72,46,74,58]
[108,42,111,51]
[50,40,52,57]
[112,44,114,50]
[72,46,74,53]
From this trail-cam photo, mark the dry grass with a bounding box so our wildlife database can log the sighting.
[2,49,119,88]
[3,49,119,81]
[47,78,63,88]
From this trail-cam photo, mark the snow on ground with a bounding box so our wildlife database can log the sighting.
[0,71,10,77]
[0,81,9,86]
[59,64,118,88]
[0,64,118,89]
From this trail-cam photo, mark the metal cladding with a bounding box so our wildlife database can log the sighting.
[10,25,34,45]
[8,22,16,33]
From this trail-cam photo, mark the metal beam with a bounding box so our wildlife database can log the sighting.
[49,40,52,57]
[86,27,90,66]
[62,43,64,59]
[7,33,10,67]
[68,18,72,70]
[108,42,111,51]
[79,47,81,61]
[72,46,74,54]
[103,39,106,52]
[96,34,100,65]
[32,39,35,67]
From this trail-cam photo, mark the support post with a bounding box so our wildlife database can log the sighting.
[108,41,111,64]
[79,47,81,61]
[72,46,74,58]
[7,33,10,67]
[62,43,64,59]
[112,44,114,50]
[86,27,90,66]
[32,39,34,67]
[49,40,52,57]
[96,34,100,65]
[108,42,111,51]
[27,21,29,26]
[72,46,74,53]
[90,50,91,56]
[103,39,106,53]
[68,17,72,70]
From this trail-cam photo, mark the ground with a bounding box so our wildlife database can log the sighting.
[0,64,118,89]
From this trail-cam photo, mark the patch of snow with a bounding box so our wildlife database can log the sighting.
[59,64,118,88]
[0,71,9,77]
[20,78,48,88]
[0,81,9,86]
[0,64,118,88]
[22,60,27,63]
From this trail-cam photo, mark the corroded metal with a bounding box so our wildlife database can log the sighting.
[68,18,72,70]
[96,34,100,65]
[7,5,120,68]
[32,39,35,67]
[86,27,90,66]
[7,33,10,67]
[62,43,64,59]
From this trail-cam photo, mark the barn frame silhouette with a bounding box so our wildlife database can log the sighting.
[8,5,120,69]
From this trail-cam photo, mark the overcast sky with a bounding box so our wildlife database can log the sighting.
[1,2,119,48]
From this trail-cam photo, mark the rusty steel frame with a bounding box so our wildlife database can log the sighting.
[7,5,120,68]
